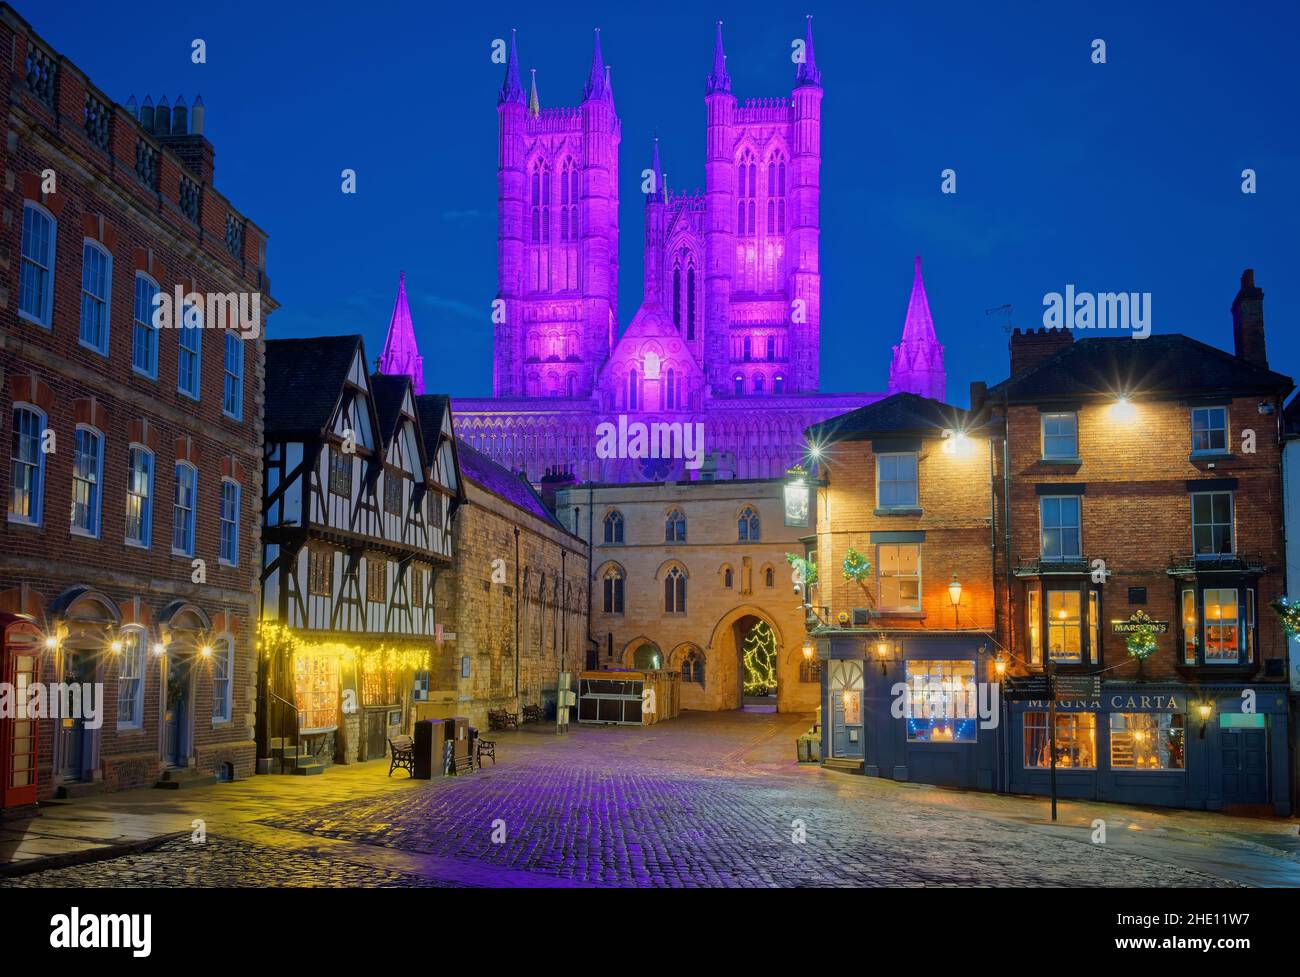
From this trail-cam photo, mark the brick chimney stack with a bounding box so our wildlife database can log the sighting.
[125,93,215,184]
[539,464,578,513]
[1008,327,1074,377]
[1231,268,1267,369]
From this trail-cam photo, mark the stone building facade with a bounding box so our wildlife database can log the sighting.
[425,437,588,730]
[555,479,816,713]
[0,5,272,805]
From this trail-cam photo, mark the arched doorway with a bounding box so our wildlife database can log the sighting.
[738,618,778,710]
[630,642,663,671]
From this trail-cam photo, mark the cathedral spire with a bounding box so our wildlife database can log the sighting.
[888,256,946,402]
[649,136,664,203]
[583,28,610,101]
[528,68,540,117]
[795,14,822,87]
[499,29,525,106]
[380,272,425,396]
[706,20,731,94]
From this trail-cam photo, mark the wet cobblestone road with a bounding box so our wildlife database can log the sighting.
[5,710,1295,887]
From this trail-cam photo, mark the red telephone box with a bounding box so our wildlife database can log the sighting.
[1,614,43,809]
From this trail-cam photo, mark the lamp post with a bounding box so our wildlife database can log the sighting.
[1197,700,1213,739]
[948,573,962,629]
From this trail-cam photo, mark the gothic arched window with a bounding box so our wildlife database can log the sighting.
[743,336,752,362]
[665,508,686,543]
[627,369,638,410]
[602,565,624,614]
[764,566,775,588]
[754,374,764,394]
[734,374,743,396]
[775,374,785,395]
[681,649,705,685]
[738,505,761,542]
[665,368,676,410]
[664,566,686,614]
[686,263,696,340]
[603,510,624,544]
[672,262,682,329]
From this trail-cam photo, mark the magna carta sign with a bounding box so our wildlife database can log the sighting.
[1111,610,1169,634]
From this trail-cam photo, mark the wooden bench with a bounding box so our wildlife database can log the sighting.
[522,704,543,724]
[487,708,518,731]
[477,738,497,767]
[387,735,415,778]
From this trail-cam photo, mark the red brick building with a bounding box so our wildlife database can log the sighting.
[984,270,1292,814]
[0,4,273,807]
[803,393,1004,788]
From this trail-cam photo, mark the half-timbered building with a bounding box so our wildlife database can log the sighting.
[259,336,459,770]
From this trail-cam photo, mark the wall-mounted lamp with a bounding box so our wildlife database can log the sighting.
[1111,396,1137,423]
[152,642,166,656]
[44,635,58,651]
[993,656,1007,680]
[947,574,962,607]
[801,639,815,661]
[1197,700,1213,739]
[874,637,892,674]
[200,645,213,658]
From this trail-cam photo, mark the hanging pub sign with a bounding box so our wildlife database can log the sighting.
[783,464,812,527]
[1112,611,1169,634]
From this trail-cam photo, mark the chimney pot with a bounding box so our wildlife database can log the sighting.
[1008,325,1073,377]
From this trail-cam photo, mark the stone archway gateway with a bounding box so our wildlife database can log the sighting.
[706,606,784,710]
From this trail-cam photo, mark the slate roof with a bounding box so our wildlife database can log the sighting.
[454,439,568,532]
[805,392,990,445]
[264,335,363,437]
[414,394,452,460]
[370,373,410,443]
[987,334,1293,403]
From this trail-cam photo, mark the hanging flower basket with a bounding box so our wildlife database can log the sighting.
[842,547,872,584]
[785,553,818,590]
[1125,610,1160,661]
[1270,596,1300,640]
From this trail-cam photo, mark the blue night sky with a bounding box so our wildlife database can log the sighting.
[33,0,1300,405]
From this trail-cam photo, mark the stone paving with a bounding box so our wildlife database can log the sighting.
[3,709,1298,887]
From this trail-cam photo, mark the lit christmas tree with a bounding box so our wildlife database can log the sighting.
[742,621,779,695]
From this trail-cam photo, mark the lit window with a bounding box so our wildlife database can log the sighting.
[79,240,112,354]
[71,427,104,537]
[1203,588,1239,663]
[1041,412,1078,459]
[212,637,233,722]
[1026,589,1042,664]
[1024,712,1096,769]
[1181,588,1198,664]
[329,450,352,497]
[1192,491,1233,556]
[219,479,240,565]
[1110,714,1184,769]
[116,629,146,728]
[1191,406,1228,454]
[9,405,45,525]
[132,274,160,377]
[367,557,387,603]
[1046,589,1082,664]
[877,453,918,509]
[878,544,921,612]
[1040,496,1081,560]
[223,333,244,420]
[18,202,56,327]
[172,463,197,556]
[125,446,154,547]
[904,660,977,742]
[308,548,333,596]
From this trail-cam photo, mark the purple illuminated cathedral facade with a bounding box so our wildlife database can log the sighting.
[382,19,946,481]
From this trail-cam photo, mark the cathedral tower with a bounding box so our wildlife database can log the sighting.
[494,29,620,399]
[888,256,947,401]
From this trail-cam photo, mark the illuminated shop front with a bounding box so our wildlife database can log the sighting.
[817,631,1002,790]
[1007,684,1290,815]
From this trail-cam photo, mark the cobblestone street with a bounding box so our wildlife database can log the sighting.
[4,710,1299,887]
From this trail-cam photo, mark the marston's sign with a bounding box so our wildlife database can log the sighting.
[1111,610,1169,634]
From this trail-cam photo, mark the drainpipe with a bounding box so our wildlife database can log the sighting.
[1001,394,1014,797]
[514,525,520,702]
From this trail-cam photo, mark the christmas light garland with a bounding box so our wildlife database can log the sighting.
[1269,596,1300,640]
[1124,610,1160,661]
